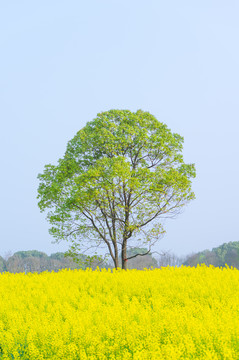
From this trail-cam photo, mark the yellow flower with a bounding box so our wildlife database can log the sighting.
[0,266,238,359]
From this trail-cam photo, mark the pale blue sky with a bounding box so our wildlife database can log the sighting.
[0,1,238,257]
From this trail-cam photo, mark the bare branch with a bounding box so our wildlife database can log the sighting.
[126,249,151,261]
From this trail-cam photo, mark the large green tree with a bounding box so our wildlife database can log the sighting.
[37,110,196,269]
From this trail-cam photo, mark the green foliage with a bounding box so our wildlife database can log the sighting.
[37,110,196,268]
[14,250,48,259]
[50,252,66,261]
[184,241,239,268]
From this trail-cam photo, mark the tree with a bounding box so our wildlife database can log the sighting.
[37,110,196,269]
[14,250,48,259]
[156,250,185,267]
[0,256,6,272]
[184,241,239,269]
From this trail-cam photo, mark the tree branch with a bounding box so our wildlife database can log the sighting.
[126,249,151,261]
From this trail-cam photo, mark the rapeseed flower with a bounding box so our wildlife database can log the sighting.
[0,266,238,359]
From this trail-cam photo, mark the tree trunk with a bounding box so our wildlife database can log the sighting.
[121,241,127,270]
[122,259,127,270]
[113,239,119,269]
[114,256,119,270]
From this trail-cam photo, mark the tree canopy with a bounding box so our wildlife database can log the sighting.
[37,110,196,269]
[14,250,48,259]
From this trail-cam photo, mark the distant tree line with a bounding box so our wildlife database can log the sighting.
[183,241,239,268]
[0,250,94,273]
[1,242,236,273]
[0,248,177,273]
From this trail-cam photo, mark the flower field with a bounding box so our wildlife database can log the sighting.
[0,266,239,359]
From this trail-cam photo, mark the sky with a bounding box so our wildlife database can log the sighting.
[0,0,238,258]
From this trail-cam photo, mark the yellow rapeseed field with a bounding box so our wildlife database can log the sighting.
[0,266,239,359]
